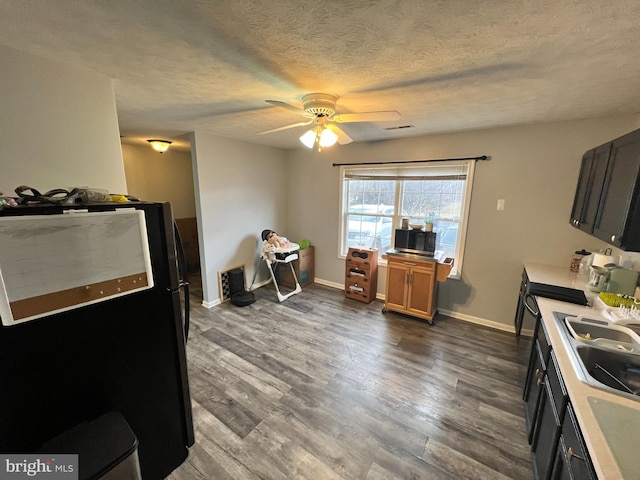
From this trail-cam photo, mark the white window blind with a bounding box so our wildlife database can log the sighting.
[340,160,475,278]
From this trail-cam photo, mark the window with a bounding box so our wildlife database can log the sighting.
[339,160,475,278]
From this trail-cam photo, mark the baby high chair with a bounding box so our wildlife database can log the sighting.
[259,229,302,302]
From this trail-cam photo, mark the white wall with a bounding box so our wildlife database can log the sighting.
[286,115,640,330]
[191,132,287,306]
[0,44,126,195]
[122,144,196,219]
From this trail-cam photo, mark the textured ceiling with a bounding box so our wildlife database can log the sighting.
[1,1,639,150]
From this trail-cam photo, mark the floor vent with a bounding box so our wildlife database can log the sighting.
[218,264,245,302]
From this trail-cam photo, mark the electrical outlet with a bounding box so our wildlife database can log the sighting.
[497,199,505,211]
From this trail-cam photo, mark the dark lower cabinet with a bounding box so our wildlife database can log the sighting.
[531,352,568,480]
[521,304,597,479]
[550,403,597,480]
[523,314,549,443]
[514,269,542,338]
[524,340,545,442]
[532,380,559,480]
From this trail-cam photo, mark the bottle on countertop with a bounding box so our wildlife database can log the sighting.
[570,249,591,273]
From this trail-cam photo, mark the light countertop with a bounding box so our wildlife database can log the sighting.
[524,262,640,480]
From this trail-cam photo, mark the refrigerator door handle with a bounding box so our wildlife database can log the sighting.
[178,281,190,340]
[172,222,191,341]
[167,280,190,340]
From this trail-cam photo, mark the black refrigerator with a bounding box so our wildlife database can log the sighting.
[0,201,194,479]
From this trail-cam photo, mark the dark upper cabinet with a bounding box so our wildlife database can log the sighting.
[570,149,594,230]
[570,128,640,251]
[570,146,611,233]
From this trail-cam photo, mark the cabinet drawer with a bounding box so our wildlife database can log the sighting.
[548,352,568,420]
[346,248,377,266]
[538,320,552,364]
[346,260,371,279]
[389,258,435,271]
[345,280,371,300]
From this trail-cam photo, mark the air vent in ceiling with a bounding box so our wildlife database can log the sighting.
[383,125,414,130]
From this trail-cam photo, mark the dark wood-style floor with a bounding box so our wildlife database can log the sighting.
[168,281,533,480]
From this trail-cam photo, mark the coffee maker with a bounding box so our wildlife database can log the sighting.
[586,265,616,292]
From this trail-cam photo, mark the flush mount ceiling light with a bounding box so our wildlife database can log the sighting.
[147,139,172,153]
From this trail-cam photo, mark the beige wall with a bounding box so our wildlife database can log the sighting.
[122,143,196,219]
[0,44,126,195]
[286,115,640,330]
[4,44,639,331]
[191,132,288,306]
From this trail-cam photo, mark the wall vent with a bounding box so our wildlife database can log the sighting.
[383,125,415,130]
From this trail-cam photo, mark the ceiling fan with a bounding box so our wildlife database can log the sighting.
[257,93,401,150]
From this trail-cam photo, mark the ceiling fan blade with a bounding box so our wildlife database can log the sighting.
[265,100,309,116]
[256,120,313,135]
[333,111,401,123]
[328,124,353,145]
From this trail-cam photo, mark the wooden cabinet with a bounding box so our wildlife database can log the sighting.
[344,247,378,303]
[383,255,445,324]
[571,128,640,250]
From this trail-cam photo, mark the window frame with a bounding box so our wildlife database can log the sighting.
[338,160,475,279]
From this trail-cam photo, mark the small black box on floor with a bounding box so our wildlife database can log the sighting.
[228,267,255,307]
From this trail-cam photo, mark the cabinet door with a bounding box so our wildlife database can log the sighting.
[407,267,436,315]
[593,129,640,246]
[406,265,435,316]
[558,403,596,480]
[571,146,610,233]
[525,340,545,441]
[385,261,409,309]
[549,436,573,480]
[570,149,595,229]
[532,381,561,480]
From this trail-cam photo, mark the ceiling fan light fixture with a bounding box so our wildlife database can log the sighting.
[147,139,172,153]
[319,127,338,147]
[299,129,317,149]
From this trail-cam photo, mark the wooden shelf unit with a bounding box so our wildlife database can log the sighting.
[382,254,453,324]
[344,247,378,303]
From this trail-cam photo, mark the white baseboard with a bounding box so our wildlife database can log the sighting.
[202,298,221,309]
[314,278,344,290]
[250,278,271,290]
[438,308,517,334]
[315,278,515,333]
[207,275,524,335]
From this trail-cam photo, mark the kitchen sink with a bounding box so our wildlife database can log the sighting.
[564,316,640,353]
[576,346,640,396]
[554,312,640,401]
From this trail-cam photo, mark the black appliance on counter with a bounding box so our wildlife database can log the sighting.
[394,228,436,256]
[513,269,588,337]
[0,201,194,479]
